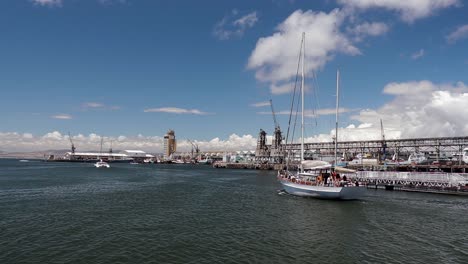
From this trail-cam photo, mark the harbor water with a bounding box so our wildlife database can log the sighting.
[0,159,467,263]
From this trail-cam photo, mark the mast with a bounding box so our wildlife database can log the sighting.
[99,137,103,160]
[300,32,305,171]
[334,69,340,165]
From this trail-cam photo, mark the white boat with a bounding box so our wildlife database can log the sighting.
[94,159,110,168]
[278,33,365,200]
[94,137,110,168]
[198,158,213,165]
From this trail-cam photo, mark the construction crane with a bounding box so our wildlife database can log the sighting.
[109,140,113,154]
[68,132,76,154]
[269,99,280,131]
[188,139,199,159]
[380,119,387,161]
[270,99,283,154]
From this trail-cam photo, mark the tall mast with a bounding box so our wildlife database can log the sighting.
[334,69,340,165]
[301,32,305,170]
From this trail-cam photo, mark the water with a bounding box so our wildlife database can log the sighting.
[0,159,467,264]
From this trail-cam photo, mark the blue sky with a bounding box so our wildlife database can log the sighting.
[1,0,468,152]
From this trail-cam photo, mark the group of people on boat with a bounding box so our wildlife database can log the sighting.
[279,168,360,187]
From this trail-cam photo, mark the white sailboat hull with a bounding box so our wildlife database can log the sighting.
[280,180,365,200]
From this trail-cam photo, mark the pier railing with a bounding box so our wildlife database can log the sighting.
[352,171,468,187]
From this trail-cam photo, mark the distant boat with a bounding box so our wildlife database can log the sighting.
[94,137,110,168]
[277,33,365,200]
[94,159,110,168]
[198,158,213,165]
[19,160,29,162]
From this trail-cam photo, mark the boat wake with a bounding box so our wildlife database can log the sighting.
[277,189,288,195]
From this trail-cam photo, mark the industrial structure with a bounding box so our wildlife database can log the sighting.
[256,134,468,165]
[164,129,177,159]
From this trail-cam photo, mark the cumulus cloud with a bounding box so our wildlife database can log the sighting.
[248,9,361,95]
[0,131,257,152]
[31,0,62,6]
[144,107,210,115]
[338,0,460,23]
[51,114,72,120]
[411,49,425,59]
[446,24,468,44]
[213,10,259,40]
[190,134,257,152]
[281,80,468,143]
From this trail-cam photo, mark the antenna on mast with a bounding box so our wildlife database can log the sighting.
[334,69,340,165]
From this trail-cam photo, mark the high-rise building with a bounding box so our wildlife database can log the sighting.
[164,129,176,158]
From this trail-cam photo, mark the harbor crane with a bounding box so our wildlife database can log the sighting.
[188,140,200,159]
[269,99,280,131]
[68,132,76,154]
[269,99,283,162]
[109,140,113,154]
[380,119,387,161]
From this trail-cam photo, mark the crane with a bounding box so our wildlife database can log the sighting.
[269,99,280,131]
[68,132,76,154]
[109,140,113,154]
[380,119,387,161]
[270,99,283,153]
[188,139,199,159]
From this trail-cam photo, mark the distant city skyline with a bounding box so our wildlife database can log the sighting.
[1,0,467,152]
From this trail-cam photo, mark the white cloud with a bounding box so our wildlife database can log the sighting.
[82,102,120,111]
[258,107,356,117]
[51,114,72,120]
[446,24,468,44]
[247,9,360,93]
[285,80,468,143]
[411,49,425,59]
[250,101,271,107]
[233,12,258,28]
[31,0,62,6]
[214,10,259,40]
[338,0,460,23]
[0,132,257,152]
[144,107,210,115]
[348,22,389,41]
[191,134,257,152]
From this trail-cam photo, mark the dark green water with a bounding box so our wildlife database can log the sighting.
[0,159,467,264]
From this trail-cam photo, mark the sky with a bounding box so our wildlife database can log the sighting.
[1,0,467,152]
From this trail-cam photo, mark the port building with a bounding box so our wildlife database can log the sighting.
[60,150,154,162]
[164,130,176,159]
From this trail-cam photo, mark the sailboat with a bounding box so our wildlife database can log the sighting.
[277,33,365,200]
[94,137,110,168]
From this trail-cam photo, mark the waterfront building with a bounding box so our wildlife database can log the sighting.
[60,149,154,162]
[164,130,176,159]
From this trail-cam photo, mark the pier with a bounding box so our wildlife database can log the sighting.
[256,134,468,162]
[345,171,468,195]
